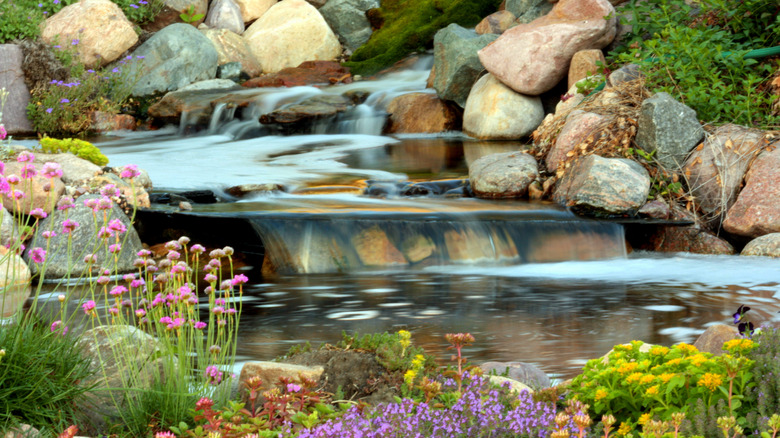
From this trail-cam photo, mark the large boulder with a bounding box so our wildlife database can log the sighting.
[742,233,780,258]
[568,49,606,89]
[201,28,263,78]
[205,0,245,34]
[469,151,539,198]
[475,10,516,35]
[504,0,553,23]
[25,194,143,277]
[683,124,766,221]
[553,155,649,215]
[129,23,219,96]
[234,0,278,22]
[385,93,461,134]
[0,206,20,248]
[243,0,342,74]
[40,0,138,68]
[30,152,102,185]
[319,0,378,52]
[0,45,34,135]
[431,24,498,108]
[635,92,704,170]
[480,361,551,388]
[463,74,544,140]
[239,361,324,397]
[1,162,66,215]
[545,110,610,173]
[723,143,780,238]
[478,0,616,96]
[242,60,350,87]
[693,325,739,356]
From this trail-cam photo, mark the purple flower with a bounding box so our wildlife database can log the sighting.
[112,67,120,73]
[45,108,53,114]
[71,39,79,45]
[205,365,223,385]
[286,383,302,393]
[129,3,138,7]
[0,125,6,141]
[29,247,46,264]
[60,98,70,103]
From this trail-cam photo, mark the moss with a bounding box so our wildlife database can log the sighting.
[38,137,109,166]
[344,0,501,76]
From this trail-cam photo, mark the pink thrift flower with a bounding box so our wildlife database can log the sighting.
[190,244,205,254]
[204,365,223,385]
[120,164,141,179]
[135,308,146,318]
[82,300,96,314]
[0,124,6,141]
[109,285,127,296]
[109,243,122,253]
[84,253,97,264]
[100,184,120,197]
[41,162,63,179]
[107,218,127,234]
[194,321,206,330]
[29,247,46,264]
[109,307,119,316]
[29,208,47,219]
[20,164,36,179]
[232,274,249,285]
[51,320,61,332]
[42,231,56,239]
[204,273,217,283]
[7,175,19,185]
[57,196,76,210]
[61,219,79,234]
[16,151,35,163]
[97,227,114,239]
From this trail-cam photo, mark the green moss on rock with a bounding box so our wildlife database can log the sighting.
[344,0,501,76]
[38,137,109,166]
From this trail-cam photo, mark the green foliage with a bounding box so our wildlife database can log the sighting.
[568,339,756,428]
[344,0,502,76]
[0,315,95,433]
[337,330,436,373]
[610,0,780,127]
[37,136,109,166]
[179,5,204,23]
[743,328,780,432]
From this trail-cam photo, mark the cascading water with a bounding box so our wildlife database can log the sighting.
[94,57,780,378]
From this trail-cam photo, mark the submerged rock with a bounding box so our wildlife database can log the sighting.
[243,61,351,87]
[259,94,353,127]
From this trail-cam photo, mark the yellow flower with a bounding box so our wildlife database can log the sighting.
[595,388,609,401]
[690,354,709,367]
[723,338,755,355]
[411,354,425,368]
[625,372,644,384]
[639,359,652,369]
[659,372,676,383]
[404,369,417,386]
[697,372,724,392]
[640,374,656,385]
[638,413,652,426]
[645,385,660,396]
[676,343,698,355]
[665,358,682,367]
[617,362,639,374]
[650,346,670,356]
[617,422,632,436]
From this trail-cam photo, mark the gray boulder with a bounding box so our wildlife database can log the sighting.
[432,24,498,108]
[0,44,34,135]
[635,92,704,170]
[469,151,539,198]
[480,361,551,388]
[319,0,378,52]
[742,233,780,258]
[205,0,245,34]
[129,23,219,96]
[463,74,544,140]
[553,155,650,216]
[25,194,143,278]
[506,0,553,23]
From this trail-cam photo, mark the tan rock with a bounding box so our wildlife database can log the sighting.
[352,226,406,267]
[545,110,609,173]
[475,10,516,35]
[234,0,278,22]
[568,49,606,89]
[401,235,436,263]
[239,361,324,396]
[526,230,625,263]
[1,162,66,215]
[91,111,136,133]
[0,246,32,318]
[463,74,544,140]
[243,0,341,74]
[202,28,263,77]
[478,0,616,95]
[3,424,40,438]
[469,151,539,198]
[693,324,738,356]
[742,233,780,258]
[444,228,517,263]
[723,142,780,237]
[385,93,460,134]
[30,152,102,185]
[41,0,138,68]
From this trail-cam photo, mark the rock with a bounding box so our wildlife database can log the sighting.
[568,49,606,89]
[463,74,544,140]
[40,0,138,68]
[163,0,208,23]
[488,376,533,394]
[554,82,586,114]
[29,152,102,185]
[239,361,324,395]
[507,0,553,23]
[635,92,704,170]
[234,0,278,22]
[638,200,671,220]
[148,80,242,122]
[693,324,739,356]
[723,143,780,238]
[607,63,642,87]
[77,325,167,430]
[444,228,518,263]
[742,233,780,258]
[475,10,516,35]
[431,24,498,107]
[319,0,378,52]
[3,424,40,438]
[480,361,551,388]
[261,223,353,274]
[385,93,461,134]
[129,23,219,96]
[545,110,610,173]
[351,226,407,266]
[0,45,34,135]
[469,151,539,198]
[243,0,342,74]
[84,173,151,209]
[91,112,136,133]
[25,194,144,278]
[553,155,649,215]
[202,28,263,78]
[525,229,626,262]
[683,124,766,221]
[205,0,245,34]
[226,183,284,197]
[259,94,352,129]
[217,62,244,80]
[242,61,350,87]
[478,0,616,95]
[1,162,66,215]
[0,246,32,318]
[0,206,20,248]
[640,205,735,255]
[400,235,436,263]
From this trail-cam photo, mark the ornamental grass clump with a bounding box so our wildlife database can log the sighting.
[568,339,756,431]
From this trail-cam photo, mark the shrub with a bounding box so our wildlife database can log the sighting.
[743,327,780,432]
[37,137,109,166]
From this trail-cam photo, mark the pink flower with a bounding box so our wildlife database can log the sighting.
[204,273,217,283]
[0,124,6,141]
[42,231,56,239]
[109,243,122,253]
[20,164,36,179]
[204,365,223,385]
[190,244,205,254]
[41,162,63,179]
[16,151,35,163]
[107,218,126,234]
[109,307,119,316]
[61,219,79,234]
[82,300,96,314]
[97,227,114,239]
[120,164,141,179]
[194,321,206,330]
[110,285,127,296]
[29,247,46,264]
[83,253,97,264]
[29,208,47,219]
[154,432,176,438]
[100,184,120,198]
[57,196,76,210]
[135,308,146,318]
[232,274,249,285]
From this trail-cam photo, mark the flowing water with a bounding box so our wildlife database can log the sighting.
[91,59,780,379]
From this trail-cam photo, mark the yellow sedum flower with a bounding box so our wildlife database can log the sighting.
[665,358,683,367]
[617,422,632,436]
[625,372,644,384]
[676,343,698,355]
[595,388,609,401]
[640,374,656,385]
[638,413,652,426]
[617,362,639,374]
[404,369,417,386]
[411,354,425,368]
[650,345,670,356]
[690,354,709,367]
[645,385,660,396]
[723,338,755,355]
[697,372,724,392]
[659,372,676,383]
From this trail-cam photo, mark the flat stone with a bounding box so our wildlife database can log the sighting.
[635,92,704,170]
[0,45,34,135]
[469,151,539,198]
[243,61,350,87]
[475,10,516,35]
[742,233,780,258]
[480,361,551,388]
